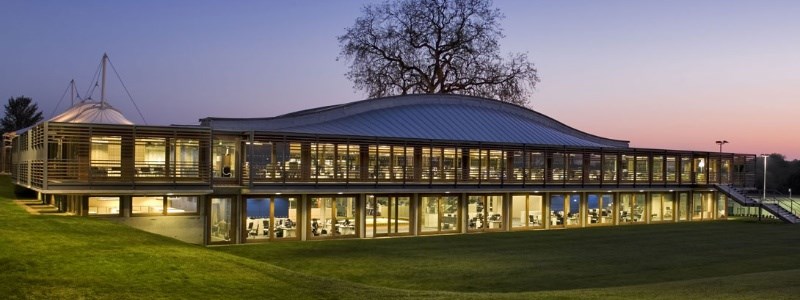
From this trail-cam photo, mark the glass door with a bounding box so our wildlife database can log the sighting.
[549,194,580,228]
[210,197,233,244]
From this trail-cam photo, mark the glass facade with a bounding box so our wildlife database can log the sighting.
[245,196,299,241]
[210,197,232,243]
[365,195,411,237]
[213,139,238,178]
[309,196,356,239]
[586,194,614,225]
[467,195,503,231]
[420,195,460,233]
[511,194,544,229]
[88,196,120,215]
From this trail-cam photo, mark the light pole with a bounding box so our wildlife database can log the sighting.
[760,154,769,221]
[715,140,728,183]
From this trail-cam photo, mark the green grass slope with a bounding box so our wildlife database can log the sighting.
[1,175,798,299]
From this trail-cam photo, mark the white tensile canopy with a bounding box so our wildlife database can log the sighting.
[49,100,133,125]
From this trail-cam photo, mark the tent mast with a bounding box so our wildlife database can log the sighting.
[100,53,108,105]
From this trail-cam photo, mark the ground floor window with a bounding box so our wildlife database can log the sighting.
[133,196,199,215]
[587,194,614,225]
[650,193,674,222]
[678,192,690,221]
[511,194,543,229]
[365,195,411,237]
[693,192,715,220]
[717,194,727,219]
[467,195,504,231]
[420,195,460,233]
[210,197,233,243]
[88,196,120,215]
[309,196,357,239]
[244,196,299,242]
[549,194,580,227]
[619,193,645,224]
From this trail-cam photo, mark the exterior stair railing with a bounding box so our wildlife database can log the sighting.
[714,184,799,224]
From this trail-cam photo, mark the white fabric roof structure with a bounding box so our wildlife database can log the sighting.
[49,100,133,125]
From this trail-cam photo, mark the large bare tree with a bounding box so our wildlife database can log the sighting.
[338,0,540,106]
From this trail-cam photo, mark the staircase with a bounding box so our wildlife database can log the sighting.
[714,184,800,224]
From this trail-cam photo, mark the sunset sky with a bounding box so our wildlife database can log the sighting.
[1,0,798,158]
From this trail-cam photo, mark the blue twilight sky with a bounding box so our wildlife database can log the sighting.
[1,0,799,158]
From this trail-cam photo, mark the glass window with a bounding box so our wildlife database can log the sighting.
[549,194,579,227]
[365,195,411,237]
[90,136,121,177]
[167,196,198,214]
[312,143,336,180]
[132,196,163,214]
[717,194,727,219]
[210,197,232,243]
[550,153,566,183]
[88,196,120,215]
[274,197,299,239]
[511,151,525,181]
[678,193,689,221]
[587,154,601,183]
[621,155,635,182]
[603,154,617,182]
[529,151,545,182]
[652,156,664,182]
[173,139,200,178]
[309,196,356,238]
[213,139,238,178]
[633,194,645,223]
[135,138,166,177]
[619,194,633,224]
[694,157,706,184]
[467,195,503,231]
[337,145,359,180]
[635,155,648,182]
[512,194,543,229]
[392,146,413,181]
[681,157,692,183]
[663,193,674,222]
[568,153,583,182]
[651,194,663,222]
[587,194,613,225]
[420,195,460,233]
[665,156,677,182]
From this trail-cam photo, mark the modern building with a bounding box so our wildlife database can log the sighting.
[13,93,790,245]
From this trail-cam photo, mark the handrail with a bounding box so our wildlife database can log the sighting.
[765,189,798,215]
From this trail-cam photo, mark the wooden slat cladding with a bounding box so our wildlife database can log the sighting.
[44,122,212,187]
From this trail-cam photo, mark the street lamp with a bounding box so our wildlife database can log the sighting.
[760,153,769,221]
[715,140,728,183]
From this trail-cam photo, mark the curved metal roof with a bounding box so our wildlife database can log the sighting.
[50,100,133,125]
[201,94,628,148]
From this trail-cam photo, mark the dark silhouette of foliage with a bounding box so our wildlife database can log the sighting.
[339,0,539,106]
[2,96,43,133]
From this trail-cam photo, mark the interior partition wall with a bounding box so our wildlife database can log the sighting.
[419,195,460,234]
[365,195,412,237]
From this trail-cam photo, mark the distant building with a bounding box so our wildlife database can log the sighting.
[10,94,768,245]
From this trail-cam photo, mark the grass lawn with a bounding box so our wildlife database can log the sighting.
[1,175,799,299]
